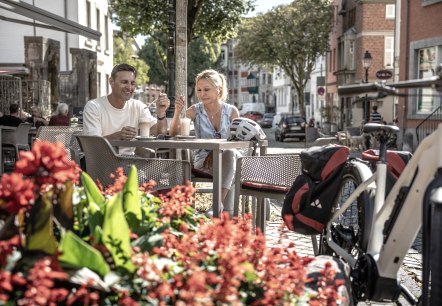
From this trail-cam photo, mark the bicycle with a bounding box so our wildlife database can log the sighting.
[318,74,442,305]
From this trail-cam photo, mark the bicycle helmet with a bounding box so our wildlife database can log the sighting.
[228,118,267,141]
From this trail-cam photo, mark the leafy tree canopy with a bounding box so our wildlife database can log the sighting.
[234,0,333,118]
[113,35,150,85]
[139,34,221,101]
[110,0,256,43]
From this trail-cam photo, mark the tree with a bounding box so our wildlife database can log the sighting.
[110,0,256,43]
[113,35,150,85]
[138,34,167,86]
[139,34,221,101]
[234,0,333,118]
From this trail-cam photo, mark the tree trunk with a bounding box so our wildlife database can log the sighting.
[175,0,187,114]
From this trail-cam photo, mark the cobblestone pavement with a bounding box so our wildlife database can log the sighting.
[265,200,422,305]
[263,134,422,305]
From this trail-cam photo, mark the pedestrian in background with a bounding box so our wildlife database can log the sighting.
[369,105,382,123]
[49,102,70,126]
[0,104,25,127]
[365,105,383,149]
[26,106,49,128]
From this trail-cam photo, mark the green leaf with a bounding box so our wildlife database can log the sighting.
[123,165,141,231]
[102,192,136,273]
[59,231,110,277]
[53,181,74,230]
[132,233,164,253]
[81,172,105,209]
[25,195,58,255]
[88,202,104,244]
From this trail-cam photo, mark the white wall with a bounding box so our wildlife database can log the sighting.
[0,0,113,97]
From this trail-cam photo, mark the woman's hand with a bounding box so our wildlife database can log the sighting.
[174,95,186,115]
[203,151,213,169]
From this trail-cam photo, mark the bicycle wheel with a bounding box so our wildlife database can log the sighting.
[430,202,442,304]
[318,161,372,257]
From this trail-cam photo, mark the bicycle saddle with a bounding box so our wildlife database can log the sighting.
[363,123,399,134]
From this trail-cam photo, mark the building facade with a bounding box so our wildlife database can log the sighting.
[329,0,396,130]
[396,0,442,151]
[0,0,112,114]
[221,39,275,113]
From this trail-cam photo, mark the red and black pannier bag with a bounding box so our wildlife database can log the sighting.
[361,149,413,197]
[282,144,350,235]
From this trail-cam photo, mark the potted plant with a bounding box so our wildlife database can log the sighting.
[0,141,345,305]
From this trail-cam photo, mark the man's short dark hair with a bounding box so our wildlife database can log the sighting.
[372,105,378,111]
[111,64,137,79]
[9,103,19,114]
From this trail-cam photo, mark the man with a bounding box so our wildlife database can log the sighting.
[0,104,25,127]
[365,105,383,149]
[369,105,382,123]
[83,64,170,155]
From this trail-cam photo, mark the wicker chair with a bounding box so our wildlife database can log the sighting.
[233,153,318,253]
[76,135,191,190]
[1,123,32,172]
[35,126,84,164]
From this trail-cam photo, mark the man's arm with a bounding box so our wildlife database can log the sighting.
[83,101,103,136]
[153,93,170,135]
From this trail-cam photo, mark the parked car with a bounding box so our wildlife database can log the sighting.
[275,115,306,142]
[257,112,275,128]
[242,111,264,122]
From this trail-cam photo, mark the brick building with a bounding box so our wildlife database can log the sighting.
[328,0,396,130]
[396,0,442,151]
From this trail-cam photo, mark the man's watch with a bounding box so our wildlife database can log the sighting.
[157,114,166,120]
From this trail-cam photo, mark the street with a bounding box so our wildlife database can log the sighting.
[262,126,308,153]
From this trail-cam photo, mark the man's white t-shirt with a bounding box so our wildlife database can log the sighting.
[83,96,156,155]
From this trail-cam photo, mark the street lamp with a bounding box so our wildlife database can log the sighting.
[362,50,372,122]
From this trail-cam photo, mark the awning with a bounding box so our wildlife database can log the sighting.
[0,0,101,41]
[0,65,30,75]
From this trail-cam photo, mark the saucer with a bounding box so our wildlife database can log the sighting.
[135,136,156,141]
[175,135,196,140]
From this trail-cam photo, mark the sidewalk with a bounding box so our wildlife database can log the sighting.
[265,199,423,305]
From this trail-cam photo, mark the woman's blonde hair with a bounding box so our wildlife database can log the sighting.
[195,69,228,102]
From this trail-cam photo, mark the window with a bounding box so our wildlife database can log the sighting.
[106,74,110,94]
[384,36,394,68]
[386,4,395,19]
[97,72,101,97]
[104,15,109,51]
[417,47,438,113]
[86,1,91,28]
[96,8,101,47]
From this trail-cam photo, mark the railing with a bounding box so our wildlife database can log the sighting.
[416,106,442,144]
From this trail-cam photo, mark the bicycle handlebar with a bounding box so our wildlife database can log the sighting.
[338,66,442,95]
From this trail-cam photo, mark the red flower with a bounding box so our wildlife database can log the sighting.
[158,182,196,219]
[0,235,21,268]
[15,141,80,186]
[0,173,35,214]
[103,167,127,195]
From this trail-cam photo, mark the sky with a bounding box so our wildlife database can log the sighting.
[246,0,293,17]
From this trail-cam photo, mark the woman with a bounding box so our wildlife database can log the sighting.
[49,103,70,126]
[170,69,241,216]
